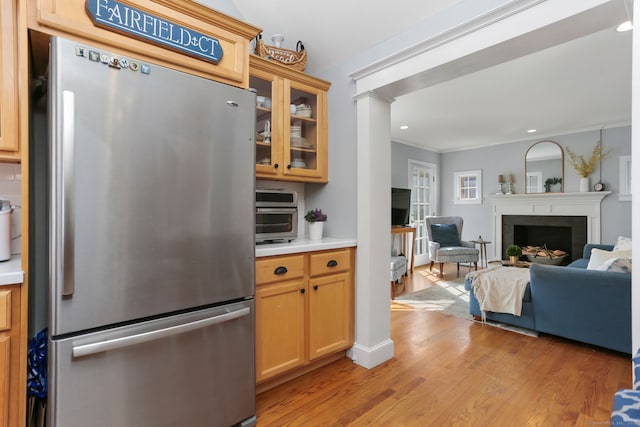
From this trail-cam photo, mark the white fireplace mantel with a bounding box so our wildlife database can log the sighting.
[486,192,611,259]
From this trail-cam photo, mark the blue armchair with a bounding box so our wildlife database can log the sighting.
[425,216,478,278]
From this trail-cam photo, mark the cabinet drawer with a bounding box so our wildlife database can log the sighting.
[0,290,10,332]
[309,249,351,277]
[256,255,305,285]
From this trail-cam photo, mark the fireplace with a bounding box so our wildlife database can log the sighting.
[502,215,587,262]
[487,192,609,261]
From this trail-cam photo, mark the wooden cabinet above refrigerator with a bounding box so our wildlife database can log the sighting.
[251,55,330,183]
[27,0,260,88]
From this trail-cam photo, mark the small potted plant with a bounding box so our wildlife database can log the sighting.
[305,208,327,241]
[506,245,522,265]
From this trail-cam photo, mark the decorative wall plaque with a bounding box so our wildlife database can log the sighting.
[86,0,224,64]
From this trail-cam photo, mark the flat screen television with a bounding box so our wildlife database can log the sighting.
[391,188,412,226]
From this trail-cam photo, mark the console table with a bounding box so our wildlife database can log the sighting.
[391,226,416,272]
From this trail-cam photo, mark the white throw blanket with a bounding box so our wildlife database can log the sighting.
[466,267,530,319]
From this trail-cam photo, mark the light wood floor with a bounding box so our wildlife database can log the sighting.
[256,264,632,426]
[391,262,471,298]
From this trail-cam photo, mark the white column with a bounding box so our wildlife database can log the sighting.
[348,91,394,368]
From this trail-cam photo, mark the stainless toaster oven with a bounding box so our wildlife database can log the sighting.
[256,190,298,243]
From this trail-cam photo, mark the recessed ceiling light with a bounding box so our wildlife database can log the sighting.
[617,21,633,32]
[527,129,537,133]
[400,125,409,130]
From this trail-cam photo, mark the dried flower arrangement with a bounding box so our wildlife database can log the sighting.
[565,143,611,178]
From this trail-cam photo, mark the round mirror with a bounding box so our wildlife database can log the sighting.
[525,141,564,193]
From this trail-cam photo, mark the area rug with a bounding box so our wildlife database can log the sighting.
[472,319,539,337]
[393,275,472,320]
[393,272,538,337]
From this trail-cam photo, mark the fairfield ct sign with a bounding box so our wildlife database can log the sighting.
[86,0,223,64]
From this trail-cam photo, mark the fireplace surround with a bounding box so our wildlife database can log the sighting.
[487,192,610,260]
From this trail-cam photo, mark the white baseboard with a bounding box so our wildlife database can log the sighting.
[347,338,394,369]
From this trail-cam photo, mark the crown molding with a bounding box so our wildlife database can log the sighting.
[348,0,545,81]
[352,90,395,104]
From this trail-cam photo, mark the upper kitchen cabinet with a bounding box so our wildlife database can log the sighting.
[251,55,330,183]
[0,0,20,161]
[27,0,260,88]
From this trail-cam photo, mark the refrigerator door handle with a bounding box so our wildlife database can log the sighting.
[72,306,251,358]
[60,90,76,296]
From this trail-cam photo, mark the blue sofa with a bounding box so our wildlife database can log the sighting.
[465,244,631,354]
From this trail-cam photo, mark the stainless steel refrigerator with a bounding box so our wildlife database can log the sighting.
[42,36,256,426]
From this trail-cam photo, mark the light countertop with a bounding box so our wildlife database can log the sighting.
[0,255,23,286]
[256,237,357,257]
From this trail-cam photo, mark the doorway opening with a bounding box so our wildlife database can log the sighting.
[408,160,437,266]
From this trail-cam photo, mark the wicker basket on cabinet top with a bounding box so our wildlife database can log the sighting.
[255,39,307,72]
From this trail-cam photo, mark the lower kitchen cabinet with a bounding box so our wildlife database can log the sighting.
[308,272,351,360]
[256,279,306,381]
[255,247,354,387]
[0,285,22,427]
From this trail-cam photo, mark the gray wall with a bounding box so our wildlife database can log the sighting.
[196,0,242,19]
[436,126,631,247]
[390,142,440,189]
[304,64,358,240]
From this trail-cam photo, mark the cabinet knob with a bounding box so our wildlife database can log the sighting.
[287,164,292,169]
[274,163,279,169]
[327,260,338,267]
[300,288,306,294]
[274,266,288,275]
[313,285,318,291]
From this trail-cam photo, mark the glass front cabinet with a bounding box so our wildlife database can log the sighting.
[250,55,330,183]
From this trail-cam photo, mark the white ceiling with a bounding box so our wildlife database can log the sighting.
[390,26,632,152]
[229,0,632,153]
[232,0,464,74]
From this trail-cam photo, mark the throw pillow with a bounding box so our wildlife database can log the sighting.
[431,223,461,247]
[596,257,632,273]
[613,236,633,251]
[587,248,633,270]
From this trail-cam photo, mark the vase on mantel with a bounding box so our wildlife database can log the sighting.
[579,176,590,192]
[309,221,324,241]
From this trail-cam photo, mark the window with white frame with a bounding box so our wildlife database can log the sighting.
[454,170,482,204]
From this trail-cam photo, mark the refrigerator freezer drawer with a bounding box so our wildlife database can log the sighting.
[49,301,256,427]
